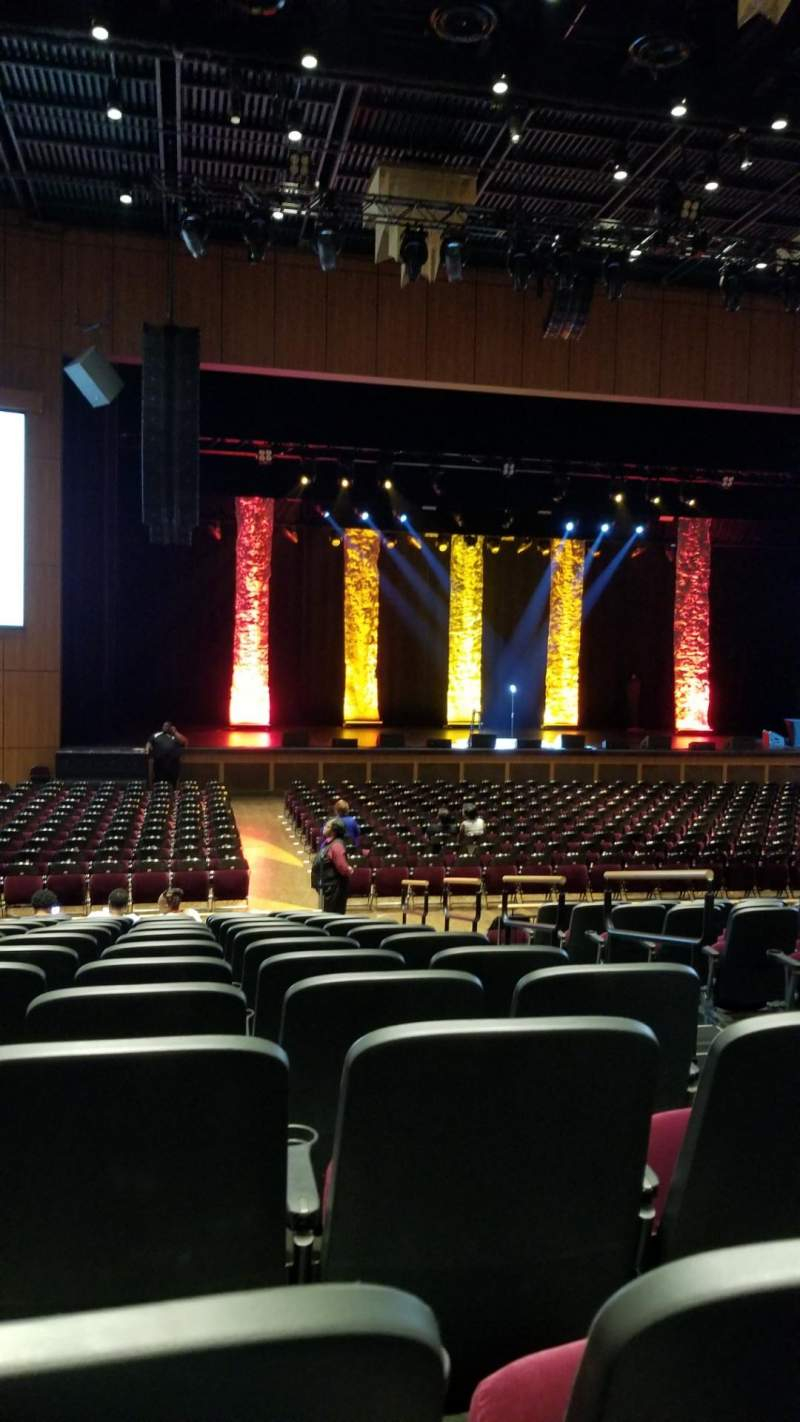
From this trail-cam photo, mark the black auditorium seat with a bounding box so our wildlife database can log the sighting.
[102,940,224,960]
[0,944,79,989]
[382,929,487,968]
[347,923,438,951]
[0,963,46,1044]
[76,957,233,986]
[468,1239,800,1422]
[26,984,247,1040]
[704,903,796,1016]
[0,1036,288,1317]
[560,902,607,963]
[22,930,99,966]
[430,946,569,1015]
[284,971,485,1176]
[513,963,700,1111]
[240,937,361,1007]
[0,1283,445,1422]
[227,924,324,980]
[321,1017,658,1410]
[253,949,404,1041]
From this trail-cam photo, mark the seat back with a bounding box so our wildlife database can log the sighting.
[346,923,436,951]
[714,905,796,1010]
[323,1017,658,1407]
[253,949,404,1041]
[240,936,358,1002]
[102,940,223,960]
[513,963,700,1110]
[0,963,46,1044]
[0,1036,287,1317]
[610,902,669,934]
[228,924,323,979]
[21,930,98,966]
[0,944,79,989]
[382,930,487,968]
[430,947,569,1015]
[0,1283,445,1422]
[561,1240,800,1422]
[562,902,606,964]
[282,970,485,1172]
[661,1013,800,1261]
[76,957,233,986]
[27,984,248,1040]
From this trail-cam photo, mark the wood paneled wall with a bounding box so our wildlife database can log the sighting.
[1,209,798,778]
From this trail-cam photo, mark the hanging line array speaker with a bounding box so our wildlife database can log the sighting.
[141,323,200,546]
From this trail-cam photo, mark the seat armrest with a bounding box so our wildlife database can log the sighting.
[287,1126,321,1233]
[637,1164,660,1270]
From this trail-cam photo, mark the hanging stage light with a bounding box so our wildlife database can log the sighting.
[508,108,524,144]
[603,253,626,301]
[91,17,110,40]
[703,159,720,193]
[441,230,465,283]
[242,209,270,263]
[719,265,743,312]
[670,97,689,118]
[180,209,209,260]
[300,50,319,70]
[313,216,340,272]
[105,78,123,121]
[286,104,304,143]
[399,226,428,282]
[506,231,532,292]
[611,144,629,182]
[492,74,509,95]
[735,132,753,171]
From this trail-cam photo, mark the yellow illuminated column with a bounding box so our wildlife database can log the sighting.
[343,528,381,723]
[543,537,585,728]
[447,535,484,725]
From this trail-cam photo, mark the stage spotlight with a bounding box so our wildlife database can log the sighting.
[508,108,524,144]
[437,536,449,552]
[299,474,312,487]
[330,534,342,547]
[488,538,501,554]
[600,522,610,533]
[771,111,789,132]
[385,534,398,549]
[119,189,133,205]
[283,527,299,545]
[321,509,331,519]
[509,683,517,693]
[180,209,209,260]
[754,258,768,271]
[286,105,303,143]
[382,478,393,491]
[398,512,408,524]
[442,230,465,283]
[228,74,243,126]
[629,244,643,260]
[300,50,319,70]
[339,475,351,489]
[506,233,532,293]
[635,524,645,535]
[313,217,340,272]
[91,17,110,40]
[271,208,285,221]
[408,535,422,550]
[612,490,624,505]
[670,97,688,118]
[516,537,533,554]
[612,145,629,182]
[720,266,743,312]
[400,226,428,282]
[703,161,720,193]
[359,509,370,522]
[105,79,123,121]
[650,492,662,506]
[492,74,509,95]
[565,520,575,533]
[242,209,270,263]
[735,133,753,171]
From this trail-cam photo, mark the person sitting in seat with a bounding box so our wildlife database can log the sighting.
[30,887,61,917]
[89,887,138,922]
[426,805,456,851]
[459,804,486,842]
[156,887,202,922]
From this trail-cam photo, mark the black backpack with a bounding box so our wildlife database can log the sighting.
[311,843,333,891]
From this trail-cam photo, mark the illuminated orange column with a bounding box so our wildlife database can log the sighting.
[343,527,381,724]
[674,517,711,732]
[543,537,585,729]
[229,496,273,726]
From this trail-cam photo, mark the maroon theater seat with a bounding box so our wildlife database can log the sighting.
[211,867,250,903]
[131,871,170,904]
[171,869,211,903]
[3,874,45,908]
[89,872,129,906]
[46,873,87,908]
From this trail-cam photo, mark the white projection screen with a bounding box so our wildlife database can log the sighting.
[0,410,25,627]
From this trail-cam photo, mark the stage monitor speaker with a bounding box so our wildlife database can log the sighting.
[470,733,496,749]
[331,737,358,748]
[426,738,452,749]
[282,731,310,748]
[561,733,586,750]
[64,346,124,408]
[141,323,199,546]
[518,738,542,750]
[640,734,671,750]
[378,733,405,748]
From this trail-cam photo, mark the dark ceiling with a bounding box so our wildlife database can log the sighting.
[4,0,800,298]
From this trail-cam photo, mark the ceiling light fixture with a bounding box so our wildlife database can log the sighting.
[383,478,393,491]
[271,207,285,221]
[492,74,509,96]
[771,111,789,132]
[90,18,110,40]
[300,50,319,70]
[736,132,754,171]
[612,145,629,182]
[179,209,209,260]
[670,97,688,118]
[119,189,133,205]
[105,79,123,122]
[399,226,428,282]
[703,160,720,193]
[508,109,524,145]
[286,104,303,143]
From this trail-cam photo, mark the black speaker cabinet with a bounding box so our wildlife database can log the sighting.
[64,346,124,407]
[518,738,542,750]
[470,733,496,749]
[331,737,358,748]
[561,733,586,750]
[141,324,200,546]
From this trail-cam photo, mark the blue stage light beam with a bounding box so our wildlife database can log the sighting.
[403,517,451,594]
[583,531,638,617]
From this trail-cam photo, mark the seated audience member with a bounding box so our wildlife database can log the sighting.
[426,804,456,850]
[90,887,137,921]
[313,818,354,915]
[30,887,61,917]
[156,887,202,922]
[459,803,486,841]
[333,797,361,848]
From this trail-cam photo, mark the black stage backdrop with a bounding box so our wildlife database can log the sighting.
[61,371,800,740]
[582,542,675,731]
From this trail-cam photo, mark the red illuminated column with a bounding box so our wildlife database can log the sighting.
[229,496,273,726]
[674,517,711,732]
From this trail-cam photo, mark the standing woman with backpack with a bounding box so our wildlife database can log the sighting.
[312,818,354,914]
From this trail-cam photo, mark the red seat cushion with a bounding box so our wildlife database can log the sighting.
[647,1106,692,1231]
[469,1339,586,1422]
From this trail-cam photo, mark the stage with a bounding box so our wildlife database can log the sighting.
[56,728,800,795]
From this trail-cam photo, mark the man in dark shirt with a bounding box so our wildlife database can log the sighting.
[145,722,188,787]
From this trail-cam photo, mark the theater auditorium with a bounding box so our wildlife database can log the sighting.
[1,1,800,1417]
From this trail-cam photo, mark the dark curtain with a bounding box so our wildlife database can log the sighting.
[581,542,675,730]
[378,542,448,724]
[710,528,800,734]
[482,548,551,733]
[269,524,343,725]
